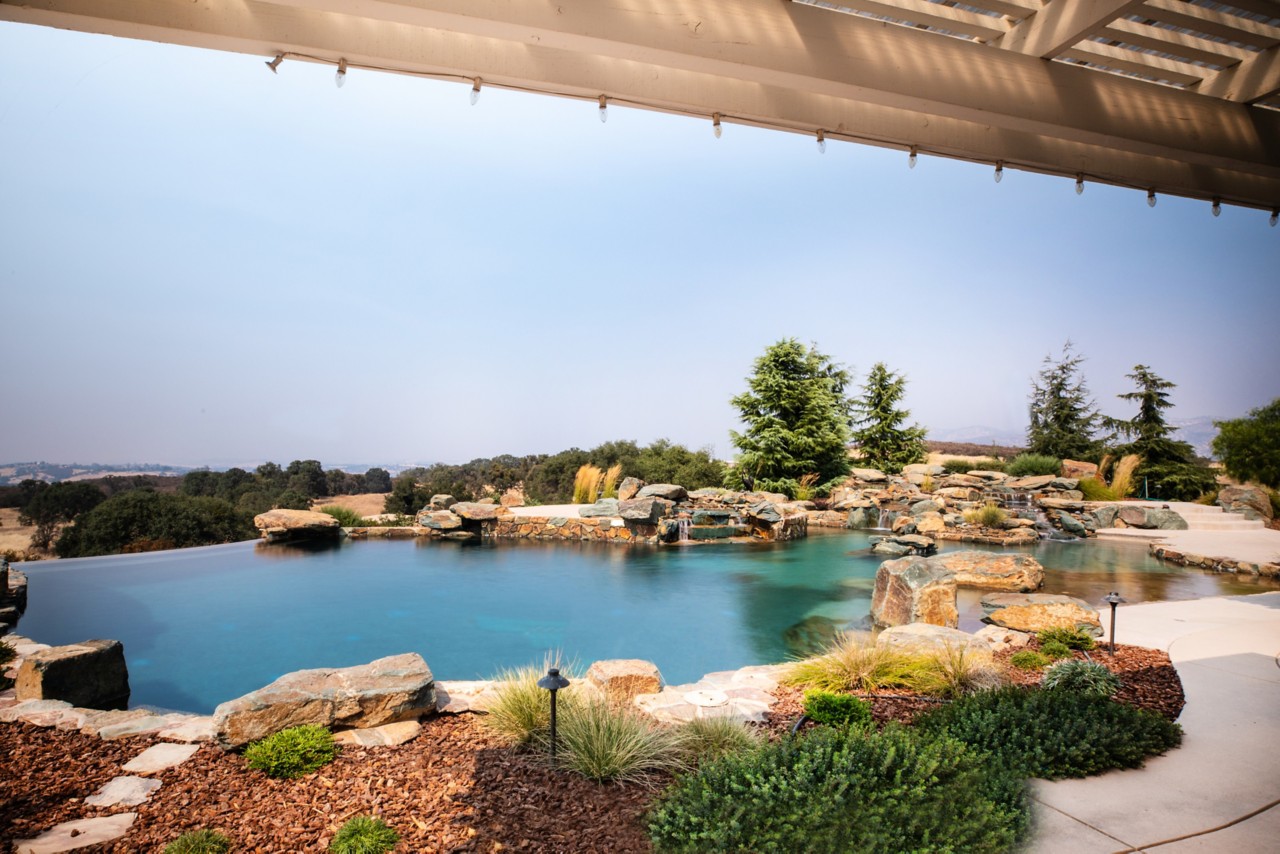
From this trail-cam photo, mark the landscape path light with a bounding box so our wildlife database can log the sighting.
[1103,591,1126,655]
[537,667,571,758]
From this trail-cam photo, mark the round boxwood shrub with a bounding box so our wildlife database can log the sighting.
[164,830,232,854]
[802,689,872,729]
[1010,650,1049,670]
[1042,660,1121,698]
[648,725,1027,853]
[1037,627,1097,651]
[918,687,1181,780]
[1040,640,1072,661]
[330,816,400,854]
[243,724,339,779]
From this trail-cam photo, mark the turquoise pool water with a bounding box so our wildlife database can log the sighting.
[15,531,1273,714]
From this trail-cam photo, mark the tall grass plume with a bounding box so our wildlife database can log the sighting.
[572,465,604,504]
[601,463,623,499]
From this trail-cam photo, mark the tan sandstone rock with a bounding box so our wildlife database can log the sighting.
[212,653,435,748]
[586,659,664,706]
[253,509,340,542]
[980,593,1102,636]
[927,551,1044,592]
[871,557,958,628]
[876,623,987,654]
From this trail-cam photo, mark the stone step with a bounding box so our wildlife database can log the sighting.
[122,742,200,774]
[1186,519,1266,531]
[84,775,162,808]
[14,814,137,854]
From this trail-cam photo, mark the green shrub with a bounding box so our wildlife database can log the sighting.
[481,660,581,747]
[164,830,232,854]
[318,505,365,527]
[918,687,1182,780]
[550,696,685,783]
[963,503,1008,528]
[802,689,872,729]
[1077,478,1118,501]
[329,817,400,854]
[676,717,762,764]
[1037,627,1096,651]
[1042,661,1121,698]
[648,725,1027,853]
[1040,641,1072,661]
[1004,454,1061,477]
[941,459,978,474]
[975,458,1006,472]
[243,725,339,779]
[1010,651,1049,670]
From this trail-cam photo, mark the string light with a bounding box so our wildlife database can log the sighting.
[598,95,608,123]
[994,160,1003,183]
[1212,198,1221,217]
[1271,208,1278,227]
[470,78,481,105]
[712,113,722,139]
[1075,173,1084,195]
[335,58,347,88]
[816,129,826,154]
[908,145,917,169]
[1147,189,1157,208]
[265,54,284,74]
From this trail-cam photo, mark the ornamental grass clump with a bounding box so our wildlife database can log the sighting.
[548,696,685,783]
[1042,660,1121,698]
[802,689,872,729]
[648,725,1028,853]
[600,463,623,499]
[481,660,581,747]
[676,717,762,764]
[1077,477,1118,502]
[164,830,232,854]
[918,686,1182,780]
[243,725,339,779]
[784,632,915,693]
[572,465,604,504]
[1109,454,1142,499]
[1037,627,1097,651]
[963,503,1008,528]
[329,817,400,854]
[911,643,1006,699]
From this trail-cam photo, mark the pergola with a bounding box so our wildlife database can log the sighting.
[3,0,1278,215]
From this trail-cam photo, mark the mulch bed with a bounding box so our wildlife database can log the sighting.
[0,643,1185,853]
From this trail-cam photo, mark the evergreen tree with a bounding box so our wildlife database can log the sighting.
[1212,399,1280,489]
[1106,365,1214,500]
[1026,342,1103,461]
[851,362,928,474]
[726,339,853,496]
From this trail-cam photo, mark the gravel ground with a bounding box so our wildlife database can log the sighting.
[1,644,1183,853]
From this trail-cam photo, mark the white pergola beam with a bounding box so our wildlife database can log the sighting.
[998,0,1146,59]
[1,0,1278,210]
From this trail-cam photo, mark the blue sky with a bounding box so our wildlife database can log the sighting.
[2,22,1277,468]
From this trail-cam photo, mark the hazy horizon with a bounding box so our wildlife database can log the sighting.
[2,23,1277,468]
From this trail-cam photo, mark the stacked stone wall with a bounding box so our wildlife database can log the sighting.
[492,517,660,545]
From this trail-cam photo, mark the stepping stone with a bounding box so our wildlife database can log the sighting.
[333,720,421,748]
[84,775,161,807]
[122,743,200,774]
[0,699,72,724]
[14,813,137,853]
[96,713,187,740]
[157,715,216,743]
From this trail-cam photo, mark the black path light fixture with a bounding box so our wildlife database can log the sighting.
[1103,591,1126,655]
[537,667,571,757]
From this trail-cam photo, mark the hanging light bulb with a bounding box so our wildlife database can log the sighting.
[1271,208,1279,227]
[908,145,918,169]
[713,113,722,139]
[470,78,482,106]
[1075,173,1084,195]
[1212,198,1222,217]
[1147,189,1157,208]
[335,58,347,88]
[816,130,826,154]
[265,54,284,74]
[598,95,608,123]
[994,160,1004,183]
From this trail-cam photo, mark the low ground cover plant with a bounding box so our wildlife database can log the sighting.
[918,686,1181,779]
[1040,640,1072,661]
[1042,660,1121,697]
[243,725,339,779]
[164,830,232,854]
[318,506,366,527]
[648,724,1028,853]
[1037,627,1097,650]
[802,689,872,728]
[1004,454,1061,477]
[1010,650,1050,670]
[329,816,399,854]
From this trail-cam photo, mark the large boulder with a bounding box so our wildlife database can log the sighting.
[586,659,663,706]
[15,639,130,710]
[871,557,958,628]
[253,509,340,542]
[617,477,645,502]
[979,593,1102,637]
[1055,510,1088,537]
[877,623,988,654]
[416,510,462,530]
[618,497,674,523]
[213,653,435,748]
[1061,460,1099,480]
[745,501,783,524]
[1146,508,1189,530]
[927,551,1044,592]
[1118,505,1152,528]
[1008,475,1056,490]
[910,499,943,516]
[1092,505,1120,528]
[850,468,888,482]
[450,502,510,521]
[428,494,458,510]
[579,498,621,518]
[902,464,945,477]
[846,506,882,529]
[637,483,689,501]
[914,512,947,535]
[1218,485,1274,520]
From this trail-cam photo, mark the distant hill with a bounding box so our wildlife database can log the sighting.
[928,425,1027,448]
[0,461,193,485]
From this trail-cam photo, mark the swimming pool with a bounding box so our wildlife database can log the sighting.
[14,531,1272,713]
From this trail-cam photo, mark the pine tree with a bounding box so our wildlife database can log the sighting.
[1026,342,1103,461]
[726,339,853,496]
[851,362,928,475]
[1106,365,1214,500]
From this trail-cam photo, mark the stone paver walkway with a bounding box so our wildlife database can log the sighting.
[634,664,786,723]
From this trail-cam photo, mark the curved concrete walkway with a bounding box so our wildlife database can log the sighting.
[1028,591,1280,853]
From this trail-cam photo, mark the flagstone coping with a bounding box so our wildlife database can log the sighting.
[634,664,788,724]
[13,814,137,854]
